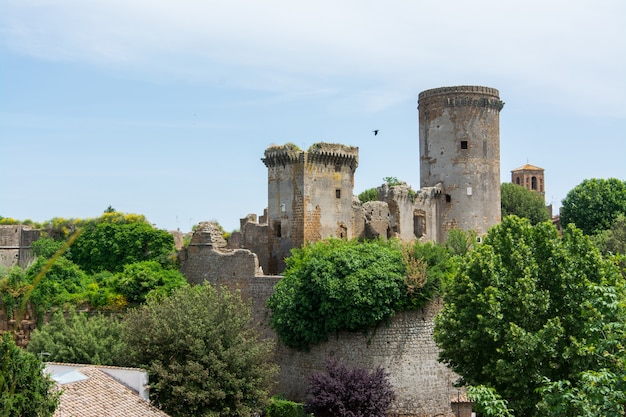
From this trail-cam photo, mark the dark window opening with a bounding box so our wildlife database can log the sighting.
[336,189,341,198]
[274,221,281,238]
[516,177,521,185]
[461,140,468,150]
[334,164,341,172]
[414,210,426,238]
[445,194,451,203]
[531,176,537,190]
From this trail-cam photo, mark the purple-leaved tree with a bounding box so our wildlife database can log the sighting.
[305,358,395,417]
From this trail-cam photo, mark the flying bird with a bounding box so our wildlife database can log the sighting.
[373,129,379,136]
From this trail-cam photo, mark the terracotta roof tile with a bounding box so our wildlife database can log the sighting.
[53,366,170,417]
[511,163,544,172]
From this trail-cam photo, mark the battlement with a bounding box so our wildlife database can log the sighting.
[261,144,303,167]
[419,85,500,99]
[419,85,504,111]
[307,142,359,169]
[262,142,358,169]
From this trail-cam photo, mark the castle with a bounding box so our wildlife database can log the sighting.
[179,85,505,416]
[2,85,506,416]
[225,85,504,274]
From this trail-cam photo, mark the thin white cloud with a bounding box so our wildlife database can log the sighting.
[1,0,624,116]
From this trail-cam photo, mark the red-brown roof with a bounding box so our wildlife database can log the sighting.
[53,366,169,417]
[511,163,544,172]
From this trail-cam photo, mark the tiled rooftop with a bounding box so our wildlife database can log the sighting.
[511,163,544,172]
[52,366,170,417]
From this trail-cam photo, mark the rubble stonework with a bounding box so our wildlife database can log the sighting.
[0,225,40,269]
[178,222,262,285]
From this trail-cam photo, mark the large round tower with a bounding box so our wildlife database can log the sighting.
[418,86,504,241]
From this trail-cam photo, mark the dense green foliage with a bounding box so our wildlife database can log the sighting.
[500,182,550,225]
[122,283,278,417]
[304,358,395,417]
[434,216,626,416]
[1,211,185,320]
[268,238,454,350]
[466,386,514,417]
[357,187,378,203]
[111,261,188,304]
[69,219,176,273]
[592,213,626,256]
[267,239,405,350]
[0,333,60,417]
[560,178,626,235]
[265,396,310,417]
[26,311,126,366]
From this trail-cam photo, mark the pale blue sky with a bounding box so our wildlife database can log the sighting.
[1,0,625,232]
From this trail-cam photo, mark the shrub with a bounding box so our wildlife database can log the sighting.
[305,358,395,417]
[265,396,310,417]
[267,238,406,350]
[27,310,126,366]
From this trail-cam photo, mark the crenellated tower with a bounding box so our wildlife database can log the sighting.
[418,86,504,242]
[262,142,358,274]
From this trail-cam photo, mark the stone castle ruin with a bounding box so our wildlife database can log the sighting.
[1,86,505,416]
[220,85,504,274]
[179,86,505,416]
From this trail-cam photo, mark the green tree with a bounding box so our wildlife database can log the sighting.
[267,239,406,350]
[27,311,127,366]
[31,237,65,259]
[69,218,176,273]
[26,256,93,317]
[121,283,278,417]
[434,216,626,416]
[0,333,60,417]
[357,187,378,203]
[501,182,550,225]
[592,213,626,256]
[112,260,188,304]
[560,178,626,235]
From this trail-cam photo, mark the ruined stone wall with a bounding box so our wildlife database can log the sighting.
[179,222,262,284]
[0,225,40,269]
[0,300,38,348]
[362,200,391,238]
[267,297,459,417]
[228,214,270,275]
[418,86,503,243]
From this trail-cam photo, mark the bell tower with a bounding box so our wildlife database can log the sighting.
[511,164,545,201]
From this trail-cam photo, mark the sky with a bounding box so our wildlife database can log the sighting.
[1,0,625,233]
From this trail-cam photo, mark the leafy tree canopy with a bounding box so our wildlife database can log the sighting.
[434,216,626,416]
[112,260,188,304]
[267,239,405,350]
[267,238,453,350]
[357,187,378,203]
[68,216,176,274]
[592,213,626,256]
[27,310,126,366]
[121,283,278,417]
[0,333,60,417]
[560,177,626,235]
[501,182,550,225]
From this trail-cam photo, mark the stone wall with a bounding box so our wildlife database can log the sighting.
[181,223,462,416]
[179,222,262,284]
[0,225,40,269]
[0,300,38,348]
[271,300,459,417]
